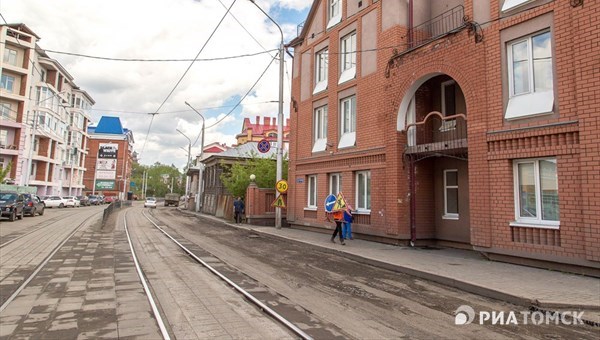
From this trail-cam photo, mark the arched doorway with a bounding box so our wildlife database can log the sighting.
[398,74,471,246]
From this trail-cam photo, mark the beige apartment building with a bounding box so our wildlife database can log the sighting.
[1,23,94,196]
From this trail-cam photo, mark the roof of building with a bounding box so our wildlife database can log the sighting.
[90,116,125,134]
[236,116,291,140]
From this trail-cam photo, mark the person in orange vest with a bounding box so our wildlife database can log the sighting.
[328,209,346,245]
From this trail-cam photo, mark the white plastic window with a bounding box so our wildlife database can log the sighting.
[356,171,371,212]
[307,175,317,208]
[327,0,342,29]
[505,31,553,119]
[329,173,342,196]
[339,32,356,84]
[1,75,15,92]
[338,95,356,148]
[312,105,328,152]
[314,48,328,94]
[513,158,560,227]
[443,169,459,219]
[3,48,17,66]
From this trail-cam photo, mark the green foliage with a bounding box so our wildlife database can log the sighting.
[220,154,288,198]
[130,162,184,198]
[0,161,12,183]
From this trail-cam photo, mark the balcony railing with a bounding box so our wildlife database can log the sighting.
[405,112,467,156]
[407,5,465,50]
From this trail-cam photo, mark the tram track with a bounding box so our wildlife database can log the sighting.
[132,208,314,340]
[0,210,83,249]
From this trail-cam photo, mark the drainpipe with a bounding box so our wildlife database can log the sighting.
[409,157,416,247]
[408,0,414,48]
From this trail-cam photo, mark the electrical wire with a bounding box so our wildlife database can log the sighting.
[139,0,238,158]
[190,55,277,147]
[87,100,279,115]
[42,48,277,62]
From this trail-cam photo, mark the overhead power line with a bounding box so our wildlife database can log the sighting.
[43,48,277,62]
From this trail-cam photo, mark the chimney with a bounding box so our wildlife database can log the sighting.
[255,116,260,124]
[272,118,276,126]
[286,118,290,127]
[265,117,271,126]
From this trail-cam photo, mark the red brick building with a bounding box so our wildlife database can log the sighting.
[83,117,134,200]
[287,0,598,273]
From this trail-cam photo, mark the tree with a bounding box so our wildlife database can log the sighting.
[0,161,12,184]
[220,154,288,198]
[130,162,185,197]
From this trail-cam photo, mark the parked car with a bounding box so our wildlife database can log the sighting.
[63,196,81,208]
[99,195,106,204]
[42,196,67,208]
[0,192,25,221]
[104,196,118,204]
[144,197,157,209]
[22,194,45,216]
[88,195,101,205]
[77,195,90,206]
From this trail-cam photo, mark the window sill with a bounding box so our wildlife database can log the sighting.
[442,214,459,220]
[510,221,559,230]
[338,132,356,149]
[338,68,356,85]
[304,207,317,211]
[505,91,554,120]
[326,16,342,30]
[313,82,327,95]
[353,210,370,215]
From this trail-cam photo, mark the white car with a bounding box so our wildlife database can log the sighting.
[42,196,67,208]
[63,196,81,208]
[144,197,157,209]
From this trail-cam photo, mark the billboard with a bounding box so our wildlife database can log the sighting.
[95,180,116,190]
[98,143,118,159]
[96,170,117,180]
[97,158,117,171]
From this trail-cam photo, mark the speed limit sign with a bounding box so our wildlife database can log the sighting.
[276,180,289,194]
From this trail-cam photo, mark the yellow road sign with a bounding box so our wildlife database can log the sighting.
[271,195,286,208]
[276,180,289,194]
[332,192,347,211]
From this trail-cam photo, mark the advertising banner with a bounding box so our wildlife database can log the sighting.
[95,180,115,190]
[98,143,118,159]
[97,159,117,171]
[96,170,117,180]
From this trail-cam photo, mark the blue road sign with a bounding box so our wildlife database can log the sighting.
[324,194,336,213]
[257,139,271,153]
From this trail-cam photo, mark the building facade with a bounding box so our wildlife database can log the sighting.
[235,116,291,151]
[83,117,134,200]
[287,0,599,273]
[1,24,93,196]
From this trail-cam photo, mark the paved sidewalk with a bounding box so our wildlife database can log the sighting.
[188,211,600,324]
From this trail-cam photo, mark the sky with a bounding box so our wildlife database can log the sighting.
[0,0,312,169]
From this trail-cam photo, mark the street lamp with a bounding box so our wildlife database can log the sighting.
[184,101,206,212]
[176,129,192,199]
[248,0,285,229]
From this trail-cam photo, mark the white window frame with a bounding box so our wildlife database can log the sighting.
[505,30,554,120]
[1,74,15,92]
[338,95,356,148]
[339,32,356,84]
[501,0,534,12]
[3,48,17,66]
[355,171,371,212]
[512,158,560,228]
[1,103,12,119]
[314,48,328,94]
[329,173,342,196]
[443,169,459,220]
[307,175,318,209]
[0,129,8,146]
[327,0,342,29]
[440,80,457,132]
[312,105,328,152]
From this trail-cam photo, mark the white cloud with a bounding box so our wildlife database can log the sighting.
[1,0,309,169]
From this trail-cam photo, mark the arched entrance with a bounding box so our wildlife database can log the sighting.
[398,74,470,246]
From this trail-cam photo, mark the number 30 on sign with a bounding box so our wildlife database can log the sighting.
[276,180,288,193]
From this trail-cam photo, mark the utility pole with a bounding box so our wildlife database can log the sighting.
[184,101,205,213]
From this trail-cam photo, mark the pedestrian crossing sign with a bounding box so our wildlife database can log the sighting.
[271,195,286,208]
[332,192,347,211]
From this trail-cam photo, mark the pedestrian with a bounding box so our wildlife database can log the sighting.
[328,209,345,245]
[233,196,245,224]
[342,209,353,240]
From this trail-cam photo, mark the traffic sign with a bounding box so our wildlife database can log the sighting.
[257,139,271,153]
[332,192,348,211]
[276,180,288,193]
[271,195,286,208]
[324,194,336,213]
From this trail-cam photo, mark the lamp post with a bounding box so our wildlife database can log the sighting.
[176,129,192,200]
[184,101,205,213]
[248,0,285,229]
